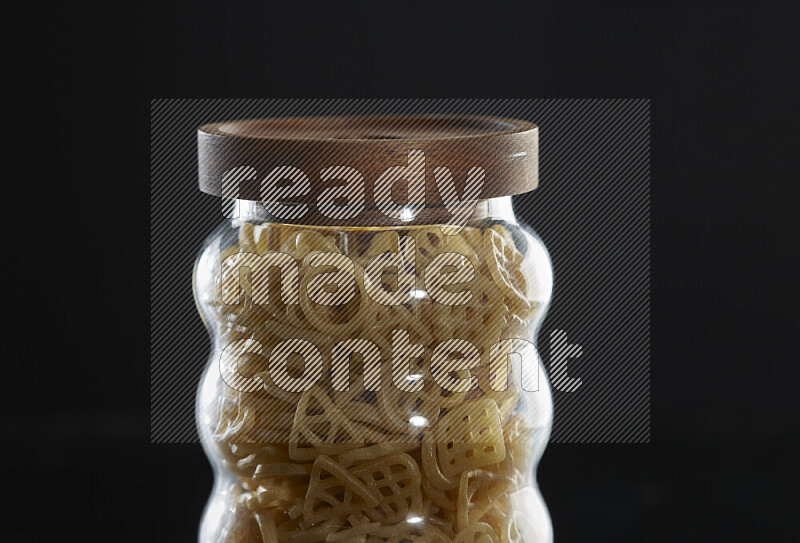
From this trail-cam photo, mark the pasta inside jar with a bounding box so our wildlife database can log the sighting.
[193,116,554,543]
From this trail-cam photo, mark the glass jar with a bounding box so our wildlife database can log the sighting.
[193,116,554,543]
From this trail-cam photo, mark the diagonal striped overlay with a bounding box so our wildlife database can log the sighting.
[150,99,650,443]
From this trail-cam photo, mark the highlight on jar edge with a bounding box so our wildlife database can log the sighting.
[192,116,555,543]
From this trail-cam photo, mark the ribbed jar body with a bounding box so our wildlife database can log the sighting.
[195,196,553,543]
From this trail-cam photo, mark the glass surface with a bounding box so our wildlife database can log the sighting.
[194,196,554,543]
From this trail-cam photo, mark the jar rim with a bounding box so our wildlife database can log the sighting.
[202,114,536,143]
[197,114,538,227]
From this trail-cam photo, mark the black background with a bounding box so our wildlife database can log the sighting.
[3,0,798,541]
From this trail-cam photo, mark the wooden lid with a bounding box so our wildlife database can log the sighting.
[197,115,538,226]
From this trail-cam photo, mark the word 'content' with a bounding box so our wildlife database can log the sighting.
[220,332,540,395]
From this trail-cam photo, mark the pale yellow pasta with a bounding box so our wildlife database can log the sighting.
[205,220,543,542]
[289,387,364,461]
[456,470,513,532]
[453,522,499,543]
[304,455,380,524]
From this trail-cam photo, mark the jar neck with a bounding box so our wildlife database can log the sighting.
[228,196,516,226]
